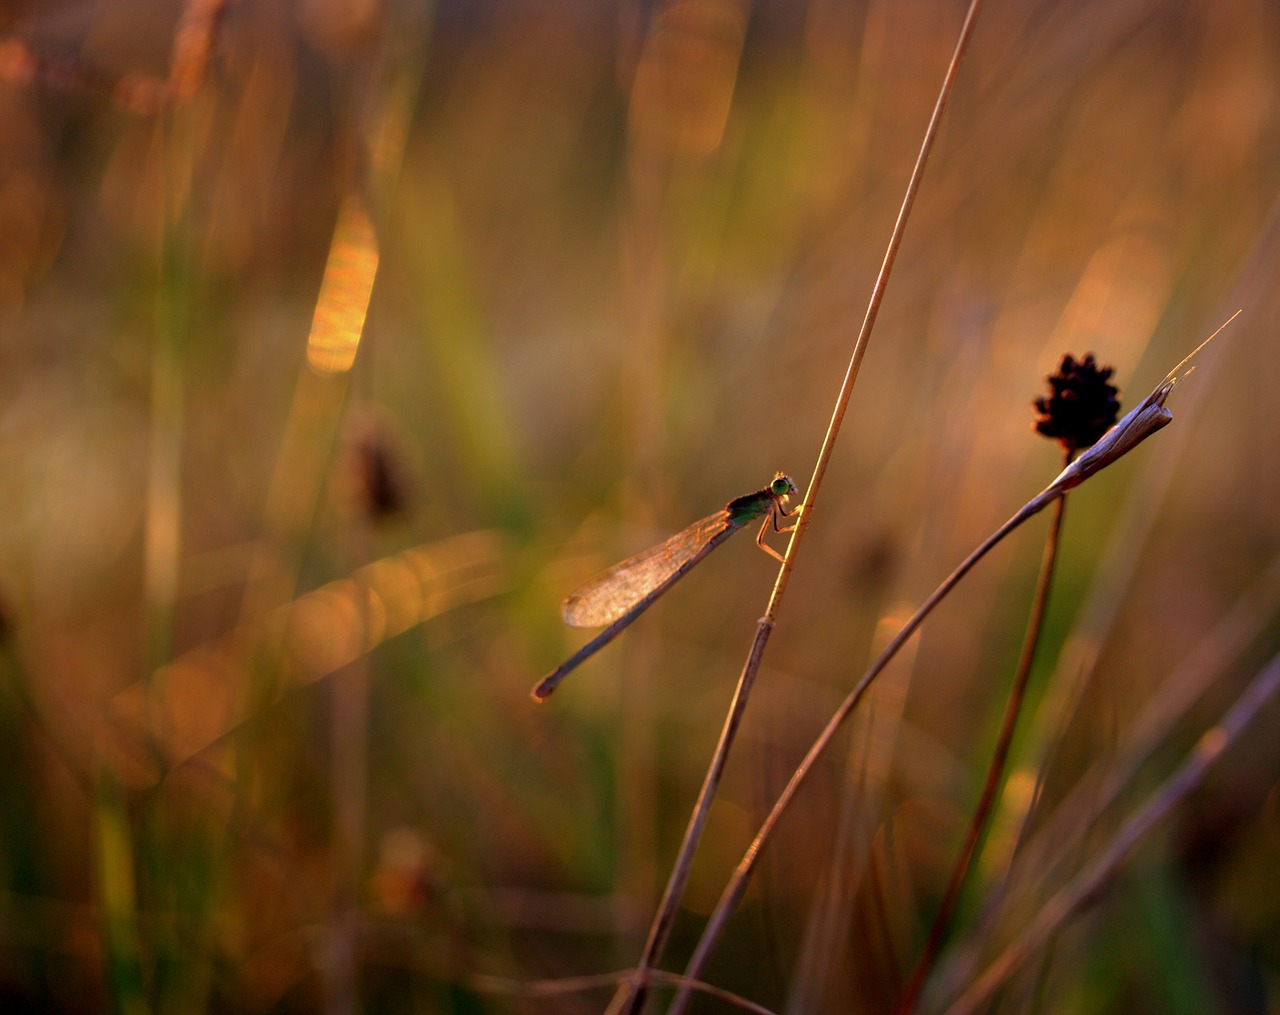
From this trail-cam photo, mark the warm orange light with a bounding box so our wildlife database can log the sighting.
[306,193,379,375]
[628,0,747,160]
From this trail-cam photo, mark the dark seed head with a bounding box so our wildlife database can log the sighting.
[340,417,412,522]
[1033,352,1121,456]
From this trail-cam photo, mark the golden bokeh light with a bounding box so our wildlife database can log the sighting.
[306,193,379,376]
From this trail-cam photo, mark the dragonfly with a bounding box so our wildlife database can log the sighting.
[531,473,801,700]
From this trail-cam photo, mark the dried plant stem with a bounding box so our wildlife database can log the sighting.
[673,490,1053,1010]
[326,544,373,1015]
[999,548,1280,907]
[669,308,1236,1004]
[610,3,986,1011]
[607,628,773,1015]
[896,482,1068,1014]
[474,966,776,1014]
[943,651,1280,1015]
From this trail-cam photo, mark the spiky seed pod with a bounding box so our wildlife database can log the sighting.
[1032,353,1122,455]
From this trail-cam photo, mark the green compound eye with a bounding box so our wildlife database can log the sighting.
[772,474,797,497]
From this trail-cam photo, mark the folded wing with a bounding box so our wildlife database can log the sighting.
[562,510,731,628]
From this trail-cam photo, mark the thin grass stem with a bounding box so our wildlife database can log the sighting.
[932,547,1280,1000]
[474,966,778,1014]
[943,651,1280,1015]
[674,491,1052,1009]
[673,308,1235,1005]
[896,476,1068,1013]
[611,4,987,1011]
[1011,548,1280,886]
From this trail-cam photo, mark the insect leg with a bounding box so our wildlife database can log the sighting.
[756,513,787,562]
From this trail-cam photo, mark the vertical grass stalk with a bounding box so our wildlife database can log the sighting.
[610,2,987,1011]
[673,492,1051,1008]
[675,313,1235,1003]
[943,651,1280,1015]
[896,484,1068,1013]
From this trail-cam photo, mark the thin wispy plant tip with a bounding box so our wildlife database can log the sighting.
[1045,310,1242,496]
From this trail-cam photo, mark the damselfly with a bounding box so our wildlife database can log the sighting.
[532,473,800,700]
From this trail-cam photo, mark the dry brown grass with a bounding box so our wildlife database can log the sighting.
[0,1,1277,1012]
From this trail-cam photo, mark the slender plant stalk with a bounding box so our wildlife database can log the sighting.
[609,3,987,1011]
[672,491,1053,1008]
[100,108,195,1015]
[326,536,373,1015]
[789,636,910,1009]
[931,548,1280,1009]
[943,651,1280,1015]
[896,476,1068,1014]
[474,966,778,1014]
[1001,548,1280,905]
[672,309,1237,1002]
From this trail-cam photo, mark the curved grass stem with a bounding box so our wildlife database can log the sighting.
[896,474,1069,1014]
[672,490,1056,1011]
[670,307,1236,1005]
[943,650,1280,1015]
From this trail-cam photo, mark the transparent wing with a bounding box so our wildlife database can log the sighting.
[562,511,730,627]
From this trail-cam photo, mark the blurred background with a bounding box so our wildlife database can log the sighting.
[0,0,1278,1011]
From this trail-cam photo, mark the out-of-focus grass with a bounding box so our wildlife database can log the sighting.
[0,1,1278,1011]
